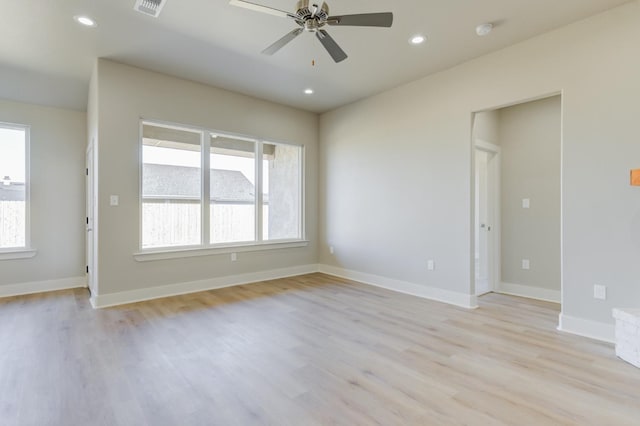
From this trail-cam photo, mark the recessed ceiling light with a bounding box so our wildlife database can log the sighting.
[74,15,97,27]
[476,23,493,37]
[409,35,426,45]
[304,88,314,95]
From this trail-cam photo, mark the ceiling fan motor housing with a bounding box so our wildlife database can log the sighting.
[295,0,330,31]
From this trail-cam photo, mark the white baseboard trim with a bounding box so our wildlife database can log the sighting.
[558,313,615,343]
[318,264,477,309]
[0,276,87,298]
[496,282,561,303]
[90,264,319,309]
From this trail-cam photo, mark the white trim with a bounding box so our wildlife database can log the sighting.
[134,240,309,262]
[90,264,318,308]
[474,138,501,153]
[256,140,263,241]
[0,248,37,260]
[497,282,561,303]
[318,264,478,309]
[557,313,615,343]
[0,276,87,298]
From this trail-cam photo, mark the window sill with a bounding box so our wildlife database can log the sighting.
[133,240,309,262]
[0,248,37,261]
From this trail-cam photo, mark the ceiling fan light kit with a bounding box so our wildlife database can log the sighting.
[229,0,393,63]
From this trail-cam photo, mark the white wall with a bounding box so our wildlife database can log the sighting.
[94,59,318,295]
[320,2,640,332]
[0,99,86,286]
[499,96,561,292]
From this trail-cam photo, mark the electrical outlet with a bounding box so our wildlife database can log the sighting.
[427,260,435,271]
[522,259,530,270]
[329,246,334,255]
[522,198,530,209]
[231,253,237,262]
[594,285,607,300]
[110,195,119,206]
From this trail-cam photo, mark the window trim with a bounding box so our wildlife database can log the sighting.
[0,121,32,256]
[138,118,306,254]
[133,239,309,262]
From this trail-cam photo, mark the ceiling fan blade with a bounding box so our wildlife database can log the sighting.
[327,12,393,27]
[316,30,348,63]
[229,0,296,19]
[262,28,303,55]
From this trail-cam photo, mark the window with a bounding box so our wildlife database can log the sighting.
[142,125,202,249]
[210,135,256,244]
[141,121,303,251]
[0,123,29,251]
[262,142,302,241]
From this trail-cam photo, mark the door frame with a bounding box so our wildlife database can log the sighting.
[86,139,98,297]
[473,139,501,295]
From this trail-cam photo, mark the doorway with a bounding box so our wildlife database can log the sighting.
[471,94,562,304]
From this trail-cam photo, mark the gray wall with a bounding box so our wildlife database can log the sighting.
[94,59,318,295]
[0,99,86,285]
[499,96,561,291]
[320,2,640,327]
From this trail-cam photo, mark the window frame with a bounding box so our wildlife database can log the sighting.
[136,119,306,260]
[0,121,33,259]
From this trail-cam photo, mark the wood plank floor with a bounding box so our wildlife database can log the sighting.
[1,273,639,425]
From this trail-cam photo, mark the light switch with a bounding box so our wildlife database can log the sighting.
[231,253,237,262]
[427,260,435,271]
[522,198,530,209]
[110,195,119,206]
[522,259,530,270]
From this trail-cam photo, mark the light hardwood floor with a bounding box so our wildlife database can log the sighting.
[1,273,639,425]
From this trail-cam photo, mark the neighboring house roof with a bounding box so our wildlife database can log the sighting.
[142,164,257,203]
[0,183,25,202]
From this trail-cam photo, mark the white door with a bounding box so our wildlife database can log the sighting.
[86,141,96,296]
[475,145,499,296]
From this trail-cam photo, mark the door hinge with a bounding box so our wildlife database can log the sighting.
[86,217,89,225]
[86,265,89,273]
[86,168,89,176]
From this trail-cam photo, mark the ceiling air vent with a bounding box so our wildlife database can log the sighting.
[134,0,166,18]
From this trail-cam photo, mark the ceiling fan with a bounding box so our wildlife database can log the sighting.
[229,0,393,63]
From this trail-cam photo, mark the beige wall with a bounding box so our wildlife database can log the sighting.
[94,59,318,295]
[499,96,561,291]
[320,2,640,326]
[0,99,86,285]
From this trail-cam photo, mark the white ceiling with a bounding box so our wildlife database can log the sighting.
[0,0,630,112]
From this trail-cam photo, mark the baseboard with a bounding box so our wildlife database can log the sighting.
[90,264,319,308]
[318,264,477,309]
[558,313,615,343]
[497,282,561,303]
[0,276,87,298]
